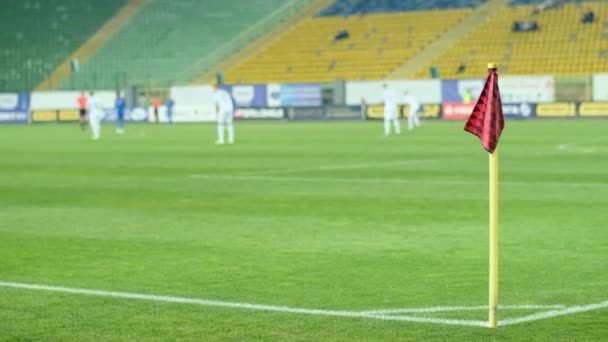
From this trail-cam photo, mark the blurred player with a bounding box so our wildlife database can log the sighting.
[214,85,235,145]
[404,90,421,131]
[88,91,103,140]
[152,97,160,123]
[77,92,87,131]
[165,96,174,125]
[382,83,401,136]
[115,91,126,134]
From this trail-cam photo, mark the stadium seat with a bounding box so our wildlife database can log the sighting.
[0,0,127,92]
[415,0,608,78]
[318,0,484,16]
[225,9,472,84]
[61,0,312,90]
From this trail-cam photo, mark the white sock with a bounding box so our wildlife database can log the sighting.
[90,116,100,138]
[227,124,234,143]
[384,118,390,136]
[394,118,401,134]
[217,124,224,142]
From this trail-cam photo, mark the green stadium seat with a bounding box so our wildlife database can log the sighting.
[61,0,312,90]
[0,0,126,92]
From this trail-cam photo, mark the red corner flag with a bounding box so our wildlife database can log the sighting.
[464,65,504,153]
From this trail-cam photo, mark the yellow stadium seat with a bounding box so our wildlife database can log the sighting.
[415,2,608,79]
[226,9,471,84]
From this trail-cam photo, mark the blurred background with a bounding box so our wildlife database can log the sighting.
[0,0,606,123]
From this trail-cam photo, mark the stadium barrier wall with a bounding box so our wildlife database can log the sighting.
[365,104,441,120]
[30,108,148,123]
[149,105,214,123]
[2,76,608,125]
[31,91,116,111]
[166,84,323,122]
[9,101,608,125]
[0,93,29,123]
[442,101,608,119]
[442,102,536,120]
[220,84,267,107]
[28,90,147,123]
[284,106,361,121]
[498,76,555,103]
[555,76,592,102]
[441,76,555,104]
[220,83,323,108]
[267,83,322,107]
[346,80,441,106]
[592,74,608,101]
[325,105,364,120]
[347,76,556,107]
[578,102,608,117]
[238,108,285,119]
[168,85,215,123]
[31,109,80,123]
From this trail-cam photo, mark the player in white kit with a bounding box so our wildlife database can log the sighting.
[404,91,421,131]
[382,83,401,136]
[88,91,103,140]
[214,85,235,144]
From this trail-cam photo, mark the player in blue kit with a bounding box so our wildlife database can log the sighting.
[115,92,126,134]
[165,97,175,125]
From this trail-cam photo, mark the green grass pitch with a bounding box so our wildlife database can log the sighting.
[1,120,607,340]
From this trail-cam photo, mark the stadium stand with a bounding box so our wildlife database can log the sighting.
[5,0,603,91]
[61,0,314,90]
[387,0,509,79]
[191,0,337,84]
[318,0,485,15]
[224,1,482,84]
[0,0,126,92]
[36,0,146,91]
[415,0,608,78]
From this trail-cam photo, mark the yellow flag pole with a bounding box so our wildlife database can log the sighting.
[489,148,499,328]
[484,61,500,329]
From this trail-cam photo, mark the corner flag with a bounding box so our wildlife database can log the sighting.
[464,64,504,153]
[464,63,504,328]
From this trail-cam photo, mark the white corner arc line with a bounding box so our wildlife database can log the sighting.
[498,300,608,326]
[1,281,606,328]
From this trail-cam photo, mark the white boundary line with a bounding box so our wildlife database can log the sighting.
[499,300,608,326]
[361,304,566,315]
[0,281,484,327]
[2,281,606,328]
[190,174,608,188]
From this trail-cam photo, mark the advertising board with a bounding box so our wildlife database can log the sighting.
[0,93,30,123]
[346,80,441,106]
